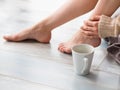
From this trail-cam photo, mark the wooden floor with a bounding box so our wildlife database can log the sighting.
[0,0,120,90]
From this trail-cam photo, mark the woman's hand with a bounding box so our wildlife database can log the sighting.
[81,15,100,36]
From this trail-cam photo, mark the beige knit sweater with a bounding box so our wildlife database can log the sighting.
[98,15,120,38]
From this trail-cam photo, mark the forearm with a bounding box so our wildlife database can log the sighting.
[91,0,120,17]
[43,0,98,29]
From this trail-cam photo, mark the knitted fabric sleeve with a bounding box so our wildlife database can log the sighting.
[98,15,120,38]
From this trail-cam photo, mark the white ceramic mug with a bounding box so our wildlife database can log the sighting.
[72,44,94,75]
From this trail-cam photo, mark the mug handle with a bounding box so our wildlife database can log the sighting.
[82,58,89,73]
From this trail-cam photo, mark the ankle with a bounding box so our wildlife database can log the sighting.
[40,19,55,31]
[33,20,52,32]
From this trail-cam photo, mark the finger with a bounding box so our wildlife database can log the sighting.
[81,26,92,31]
[81,30,96,36]
[81,26,98,36]
[81,25,98,32]
[83,30,98,36]
[84,20,98,27]
[89,15,101,21]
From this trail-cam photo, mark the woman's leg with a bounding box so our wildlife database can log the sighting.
[3,0,98,42]
[58,0,120,53]
[91,0,120,17]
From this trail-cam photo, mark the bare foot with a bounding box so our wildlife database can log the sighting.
[3,22,52,43]
[58,29,101,54]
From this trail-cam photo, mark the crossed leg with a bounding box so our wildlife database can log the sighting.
[4,0,98,43]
